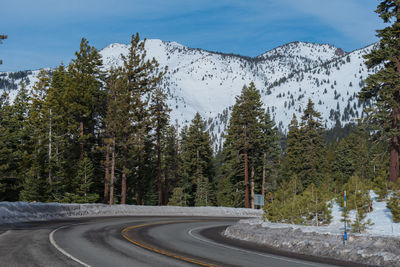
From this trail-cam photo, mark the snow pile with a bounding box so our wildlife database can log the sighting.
[224,192,400,266]
[0,202,262,224]
[224,220,400,266]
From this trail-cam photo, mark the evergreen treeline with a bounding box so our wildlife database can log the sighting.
[0,34,176,205]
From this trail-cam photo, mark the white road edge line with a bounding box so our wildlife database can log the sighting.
[188,224,325,267]
[49,224,91,267]
[0,230,9,237]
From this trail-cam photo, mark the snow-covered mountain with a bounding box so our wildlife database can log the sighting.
[0,40,377,146]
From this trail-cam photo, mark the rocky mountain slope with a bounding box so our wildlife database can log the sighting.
[0,40,377,146]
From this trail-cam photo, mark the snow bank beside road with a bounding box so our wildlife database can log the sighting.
[224,219,400,266]
[0,202,262,224]
[223,192,400,267]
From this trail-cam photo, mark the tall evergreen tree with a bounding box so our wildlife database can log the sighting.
[282,114,302,181]
[104,67,130,204]
[46,65,72,199]
[359,1,400,183]
[0,92,25,200]
[4,83,31,201]
[341,175,373,233]
[387,182,400,222]
[62,154,99,203]
[298,99,326,187]
[67,38,104,162]
[162,125,179,205]
[259,111,280,194]
[179,113,214,206]
[223,82,264,208]
[20,70,51,201]
[0,92,10,198]
[120,33,164,205]
[149,88,171,205]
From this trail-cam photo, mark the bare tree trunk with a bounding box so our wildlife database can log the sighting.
[291,179,296,224]
[109,138,116,205]
[48,109,52,184]
[244,125,249,208]
[390,107,400,183]
[121,146,127,204]
[262,152,266,197]
[196,150,200,185]
[157,133,162,206]
[251,165,255,209]
[175,125,179,186]
[104,141,110,204]
[137,189,143,205]
[391,58,400,184]
[137,134,143,206]
[80,120,84,161]
[315,187,319,227]
[55,142,59,194]
[164,171,169,205]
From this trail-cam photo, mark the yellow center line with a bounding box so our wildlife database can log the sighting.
[121,220,216,267]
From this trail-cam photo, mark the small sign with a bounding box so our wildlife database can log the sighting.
[254,194,264,206]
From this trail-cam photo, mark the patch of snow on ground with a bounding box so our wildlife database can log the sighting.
[224,191,400,266]
[241,191,400,237]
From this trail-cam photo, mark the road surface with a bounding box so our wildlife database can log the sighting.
[0,216,360,267]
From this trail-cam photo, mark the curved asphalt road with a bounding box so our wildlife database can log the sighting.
[0,216,352,267]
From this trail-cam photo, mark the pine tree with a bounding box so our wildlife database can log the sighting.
[179,113,214,206]
[0,93,9,198]
[282,114,302,181]
[67,38,104,162]
[149,88,171,205]
[263,175,332,225]
[259,111,280,194]
[121,33,164,205]
[62,155,99,203]
[331,138,355,187]
[387,183,400,222]
[345,128,373,181]
[300,183,332,226]
[223,82,264,208]
[4,83,32,201]
[162,125,179,205]
[46,65,72,199]
[298,99,326,187]
[284,105,326,188]
[20,71,51,201]
[195,177,210,206]
[373,170,390,201]
[19,161,47,202]
[216,176,236,207]
[263,176,304,224]
[341,175,373,233]
[104,67,129,204]
[0,92,21,200]
[168,187,190,206]
[359,1,400,183]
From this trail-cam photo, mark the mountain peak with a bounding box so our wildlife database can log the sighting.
[258,41,345,62]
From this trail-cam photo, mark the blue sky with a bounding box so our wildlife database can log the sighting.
[0,0,385,72]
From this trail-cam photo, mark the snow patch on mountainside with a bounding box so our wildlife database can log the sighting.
[0,40,377,144]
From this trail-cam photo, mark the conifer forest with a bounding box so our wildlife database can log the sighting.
[1,1,400,232]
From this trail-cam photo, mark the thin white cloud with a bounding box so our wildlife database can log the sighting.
[282,0,384,44]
